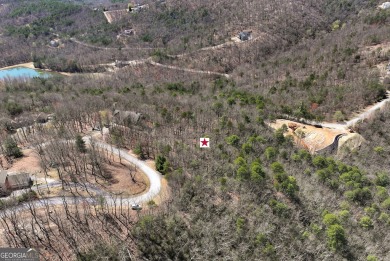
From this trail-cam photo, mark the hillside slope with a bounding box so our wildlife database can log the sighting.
[0,0,390,260]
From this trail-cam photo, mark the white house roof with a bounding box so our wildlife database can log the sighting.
[379,2,390,9]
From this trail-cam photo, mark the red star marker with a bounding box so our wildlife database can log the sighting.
[200,138,210,148]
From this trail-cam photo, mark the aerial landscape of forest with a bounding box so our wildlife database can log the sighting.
[0,0,389,260]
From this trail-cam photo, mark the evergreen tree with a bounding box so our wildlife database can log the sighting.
[156,155,169,174]
[75,135,87,153]
[4,137,23,158]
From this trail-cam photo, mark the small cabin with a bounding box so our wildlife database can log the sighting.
[0,170,32,195]
[124,29,135,36]
[238,31,252,41]
[49,40,59,48]
[113,110,143,126]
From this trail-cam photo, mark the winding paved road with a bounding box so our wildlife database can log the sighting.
[147,60,231,78]
[291,91,390,131]
[93,57,230,78]
[71,32,270,79]
[0,136,162,213]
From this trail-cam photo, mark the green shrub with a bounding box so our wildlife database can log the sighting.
[17,190,38,203]
[298,149,311,161]
[234,157,246,166]
[367,255,379,261]
[381,197,390,210]
[304,169,311,176]
[250,162,265,182]
[220,177,227,187]
[255,233,268,246]
[364,204,379,217]
[333,111,345,122]
[274,127,286,144]
[226,135,240,147]
[291,153,301,162]
[282,176,299,198]
[271,162,284,174]
[265,147,277,160]
[165,82,187,93]
[344,187,372,204]
[338,210,350,222]
[326,224,346,251]
[339,201,350,210]
[376,186,388,201]
[75,135,86,153]
[5,102,23,116]
[301,230,310,240]
[359,216,373,229]
[133,144,146,160]
[140,33,153,42]
[316,169,332,183]
[4,137,23,158]
[262,243,276,256]
[147,200,156,207]
[236,166,250,181]
[269,199,290,218]
[374,146,385,155]
[331,20,341,30]
[241,142,253,154]
[323,213,340,226]
[236,217,245,232]
[339,169,367,189]
[375,172,390,187]
[312,155,328,168]
[156,155,169,174]
[378,213,390,225]
[311,224,322,235]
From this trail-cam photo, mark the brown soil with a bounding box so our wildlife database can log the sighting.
[92,131,171,205]
[0,62,35,70]
[2,147,149,197]
[362,42,390,56]
[99,154,149,196]
[268,119,349,152]
[103,9,128,24]
[2,149,41,174]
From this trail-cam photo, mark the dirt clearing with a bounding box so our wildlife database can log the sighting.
[268,119,349,152]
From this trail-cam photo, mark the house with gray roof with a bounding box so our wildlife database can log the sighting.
[49,40,60,48]
[238,31,252,41]
[112,110,143,126]
[0,170,32,195]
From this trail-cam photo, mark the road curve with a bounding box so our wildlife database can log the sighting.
[282,91,390,131]
[0,136,163,214]
[89,137,162,203]
[147,60,231,78]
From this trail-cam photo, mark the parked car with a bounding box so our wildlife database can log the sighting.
[131,204,142,210]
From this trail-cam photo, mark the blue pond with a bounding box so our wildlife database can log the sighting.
[0,67,52,80]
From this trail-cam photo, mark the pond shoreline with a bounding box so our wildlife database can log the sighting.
[0,62,71,76]
[0,62,35,71]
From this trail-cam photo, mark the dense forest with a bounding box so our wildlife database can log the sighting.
[0,0,389,260]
